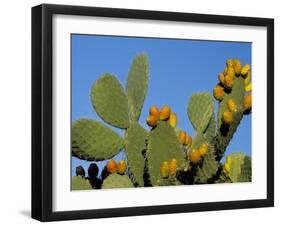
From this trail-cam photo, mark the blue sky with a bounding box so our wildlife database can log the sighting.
[71,34,251,178]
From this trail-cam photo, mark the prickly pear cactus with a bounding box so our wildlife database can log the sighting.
[91,73,130,129]
[102,173,134,189]
[126,54,149,121]
[125,121,147,186]
[72,176,92,190]
[225,152,251,182]
[191,133,219,183]
[188,93,214,133]
[72,119,124,161]
[203,112,216,143]
[218,77,244,128]
[147,121,185,186]
[71,56,252,189]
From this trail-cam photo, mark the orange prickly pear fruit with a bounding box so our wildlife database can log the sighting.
[213,85,224,101]
[241,64,250,77]
[226,59,234,67]
[169,158,178,176]
[117,160,127,175]
[149,106,160,120]
[106,159,117,173]
[199,143,209,156]
[227,99,238,113]
[169,112,177,128]
[243,94,252,110]
[223,111,233,124]
[234,59,242,75]
[159,105,171,121]
[224,75,234,89]
[146,115,158,127]
[244,71,251,85]
[160,161,169,178]
[189,149,201,163]
[184,134,192,148]
[178,131,187,145]
[226,66,235,78]
[218,73,225,84]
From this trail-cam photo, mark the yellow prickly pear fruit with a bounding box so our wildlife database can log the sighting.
[241,64,250,77]
[224,163,231,173]
[218,73,225,84]
[149,106,160,120]
[243,94,252,110]
[224,75,234,89]
[117,160,127,175]
[106,160,117,173]
[189,149,201,163]
[160,161,169,178]
[168,112,177,128]
[227,99,237,113]
[226,59,234,67]
[226,156,232,165]
[233,59,242,75]
[226,66,235,78]
[223,111,233,124]
[184,134,192,148]
[213,85,224,101]
[223,67,228,75]
[169,158,178,176]
[199,143,209,156]
[245,83,252,92]
[178,131,187,145]
[244,71,251,85]
[146,115,158,127]
[159,105,171,121]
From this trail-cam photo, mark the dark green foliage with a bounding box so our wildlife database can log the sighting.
[88,163,99,179]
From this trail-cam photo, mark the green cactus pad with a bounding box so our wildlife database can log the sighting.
[72,119,124,161]
[126,54,149,121]
[218,76,245,128]
[71,176,92,190]
[226,152,251,183]
[238,156,252,182]
[188,92,214,133]
[102,173,134,189]
[91,73,129,129]
[203,112,216,143]
[147,121,185,186]
[156,177,182,186]
[191,133,219,183]
[191,132,205,149]
[125,121,148,186]
[215,111,244,159]
[194,147,219,183]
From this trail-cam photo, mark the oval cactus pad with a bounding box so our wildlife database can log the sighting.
[188,92,214,133]
[72,119,124,161]
[91,73,130,129]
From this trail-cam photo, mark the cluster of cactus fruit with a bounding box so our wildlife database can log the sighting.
[71,54,252,190]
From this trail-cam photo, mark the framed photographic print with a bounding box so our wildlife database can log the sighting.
[32,4,274,221]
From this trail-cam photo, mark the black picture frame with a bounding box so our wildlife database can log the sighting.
[32,4,274,222]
